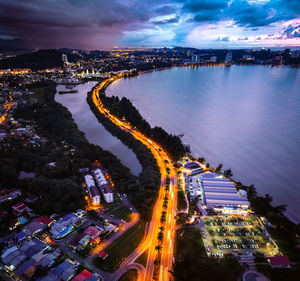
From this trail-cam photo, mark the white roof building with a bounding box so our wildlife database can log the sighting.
[92,169,107,187]
[84,174,95,188]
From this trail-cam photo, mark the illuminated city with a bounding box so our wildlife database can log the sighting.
[0,1,300,281]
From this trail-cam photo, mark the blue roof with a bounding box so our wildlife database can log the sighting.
[184,162,200,169]
[14,258,36,275]
[204,189,237,194]
[203,183,235,188]
[201,173,218,178]
[202,177,230,182]
[51,266,64,277]
[61,213,77,222]
[16,232,27,241]
[18,217,28,224]
[57,260,72,271]
[206,195,249,201]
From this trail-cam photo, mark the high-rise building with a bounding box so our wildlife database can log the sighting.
[210,56,217,63]
[192,55,200,63]
[225,52,232,63]
[62,53,68,63]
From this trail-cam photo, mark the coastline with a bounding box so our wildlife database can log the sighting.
[100,70,299,226]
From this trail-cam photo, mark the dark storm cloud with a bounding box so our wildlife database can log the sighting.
[154,5,178,16]
[0,0,156,49]
[0,0,300,49]
[227,0,290,27]
[193,12,219,22]
[183,0,229,12]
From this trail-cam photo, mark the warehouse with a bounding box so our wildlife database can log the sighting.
[200,173,250,213]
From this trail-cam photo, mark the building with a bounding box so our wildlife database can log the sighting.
[200,173,250,213]
[100,184,113,203]
[88,185,101,205]
[210,56,217,63]
[268,256,291,268]
[92,169,107,186]
[50,213,79,239]
[184,162,203,175]
[225,52,232,63]
[62,54,68,63]
[84,174,95,188]
[12,202,29,216]
[0,188,21,202]
[192,55,200,63]
[92,169,113,203]
[71,269,100,281]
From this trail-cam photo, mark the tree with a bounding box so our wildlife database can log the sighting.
[155,245,162,252]
[224,168,233,178]
[216,163,223,172]
[158,231,164,241]
[198,157,205,163]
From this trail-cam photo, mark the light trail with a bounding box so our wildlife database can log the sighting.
[91,75,178,281]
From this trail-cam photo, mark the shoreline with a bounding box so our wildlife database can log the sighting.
[102,69,299,226]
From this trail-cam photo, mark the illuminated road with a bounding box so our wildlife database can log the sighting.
[91,76,177,281]
[0,102,15,123]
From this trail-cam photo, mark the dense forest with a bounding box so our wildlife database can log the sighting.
[0,49,79,70]
[99,88,190,161]
[1,81,140,220]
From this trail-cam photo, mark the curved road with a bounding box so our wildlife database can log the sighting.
[92,75,178,281]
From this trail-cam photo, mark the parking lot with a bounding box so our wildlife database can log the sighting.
[201,215,279,257]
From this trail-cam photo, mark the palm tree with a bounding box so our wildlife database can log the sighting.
[161,217,166,224]
[159,226,164,231]
[158,231,164,241]
[155,245,162,252]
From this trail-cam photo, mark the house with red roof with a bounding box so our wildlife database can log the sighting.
[98,251,108,260]
[12,202,29,216]
[84,226,100,242]
[35,216,53,226]
[268,256,291,268]
[72,269,92,281]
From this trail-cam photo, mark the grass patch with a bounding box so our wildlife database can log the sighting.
[176,213,187,226]
[177,190,187,210]
[108,205,131,222]
[135,249,148,267]
[172,228,243,281]
[118,269,138,281]
[94,220,145,272]
[256,264,300,281]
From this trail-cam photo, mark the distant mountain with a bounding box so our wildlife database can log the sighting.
[0,49,79,70]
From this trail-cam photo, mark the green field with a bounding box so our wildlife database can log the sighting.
[94,221,145,272]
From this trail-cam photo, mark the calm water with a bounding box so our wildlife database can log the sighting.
[107,66,300,222]
[55,82,142,175]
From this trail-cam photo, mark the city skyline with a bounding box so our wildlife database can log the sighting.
[1,0,300,50]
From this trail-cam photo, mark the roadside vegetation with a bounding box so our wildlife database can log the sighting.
[95,79,190,161]
[118,269,138,281]
[172,228,243,281]
[177,190,187,211]
[87,89,160,220]
[93,221,145,272]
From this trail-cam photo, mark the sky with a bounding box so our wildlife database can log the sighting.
[0,0,300,50]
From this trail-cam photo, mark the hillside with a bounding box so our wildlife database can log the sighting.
[0,49,78,70]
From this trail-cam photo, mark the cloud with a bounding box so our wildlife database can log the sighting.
[152,16,180,25]
[183,0,229,12]
[0,0,300,49]
[283,24,300,38]
[216,36,230,41]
